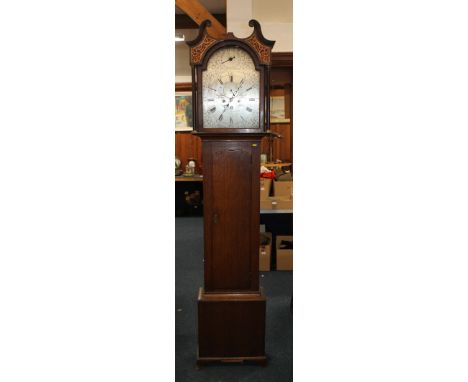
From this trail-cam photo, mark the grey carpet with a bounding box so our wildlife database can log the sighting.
[175,217,293,382]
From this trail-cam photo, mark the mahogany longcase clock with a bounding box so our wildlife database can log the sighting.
[187,19,275,365]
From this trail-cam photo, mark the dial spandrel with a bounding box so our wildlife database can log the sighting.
[202,47,260,129]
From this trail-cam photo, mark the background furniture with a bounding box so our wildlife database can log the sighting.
[260,210,293,270]
[175,176,203,217]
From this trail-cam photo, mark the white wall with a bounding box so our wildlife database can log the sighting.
[252,0,292,22]
[175,29,198,79]
[227,0,292,51]
[175,75,192,83]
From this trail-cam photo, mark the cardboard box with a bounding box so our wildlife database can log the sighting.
[260,178,272,201]
[276,235,293,271]
[273,180,293,198]
[260,196,293,210]
[259,232,272,271]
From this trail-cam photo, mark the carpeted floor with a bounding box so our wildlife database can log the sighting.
[175,217,293,382]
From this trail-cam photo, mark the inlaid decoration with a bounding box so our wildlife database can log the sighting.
[191,34,217,64]
[245,35,271,64]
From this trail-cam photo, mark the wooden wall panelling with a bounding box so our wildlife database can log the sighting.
[270,123,291,162]
[175,82,203,174]
[260,137,269,160]
[261,83,293,163]
[270,68,293,87]
[271,52,293,68]
[286,83,293,164]
[261,123,291,163]
[264,56,293,164]
[175,132,202,174]
[175,82,192,92]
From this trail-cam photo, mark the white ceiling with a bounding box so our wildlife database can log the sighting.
[175,0,226,15]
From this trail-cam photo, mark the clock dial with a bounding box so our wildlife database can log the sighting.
[202,47,260,129]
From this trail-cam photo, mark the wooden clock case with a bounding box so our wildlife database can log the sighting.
[187,19,275,365]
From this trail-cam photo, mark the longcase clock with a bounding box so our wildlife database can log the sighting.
[187,19,275,365]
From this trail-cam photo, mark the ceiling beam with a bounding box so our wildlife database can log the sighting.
[175,0,226,38]
[176,14,226,30]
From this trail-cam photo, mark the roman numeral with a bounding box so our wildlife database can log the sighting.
[246,107,253,112]
[209,107,216,113]
[230,75,233,82]
[229,117,233,125]
[218,78,223,85]
[218,114,223,121]
[249,98,255,101]
[207,98,214,102]
[246,86,252,91]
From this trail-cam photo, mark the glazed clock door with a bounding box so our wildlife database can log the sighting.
[201,46,262,131]
[203,140,260,292]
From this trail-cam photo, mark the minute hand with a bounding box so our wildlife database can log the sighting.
[232,80,245,96]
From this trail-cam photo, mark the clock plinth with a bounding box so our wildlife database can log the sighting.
[197,288,267,365]
[187,20,274,365]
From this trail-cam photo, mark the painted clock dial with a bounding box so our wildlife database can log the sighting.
[202,46,260,129]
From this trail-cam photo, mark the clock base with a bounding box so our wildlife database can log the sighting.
[196,354,267,367]
[197,287,266,363]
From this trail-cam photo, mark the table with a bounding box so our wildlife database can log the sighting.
[261,162,292,170]
[175,175,203,182]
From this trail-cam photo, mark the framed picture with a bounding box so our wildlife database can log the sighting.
[270,95,290,123]
[175,91,193,131]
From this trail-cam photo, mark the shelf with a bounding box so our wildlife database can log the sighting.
[175,175,203,182]
[260,209,293,214]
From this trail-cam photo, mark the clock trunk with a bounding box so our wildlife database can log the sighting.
[198,136,266,362]
[202,138,261,292]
